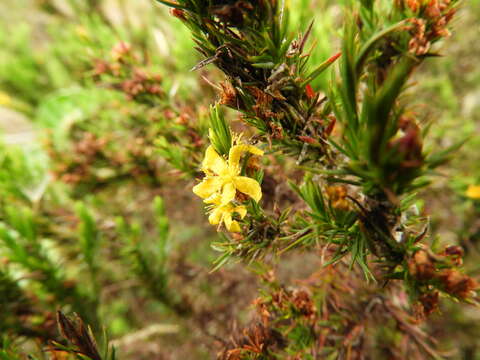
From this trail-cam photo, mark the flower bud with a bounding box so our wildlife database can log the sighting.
[408,250,435,281]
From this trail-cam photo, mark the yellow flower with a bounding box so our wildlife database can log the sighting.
[193,144,263,205]
[0,91,12,107]
[466,185,480,199]
[205,195,247,232]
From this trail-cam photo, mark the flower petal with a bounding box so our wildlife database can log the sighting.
[223,213,241,232]
[223,212,232,229]
[204,193,222,205]
[228,220,241,232]
[221,182,236,205]
[193,177,222,199]
[202,146,227,175]
[233,205,247,219]
[208,207,224,225]
[228,144,263,174]
[234,176,262,202]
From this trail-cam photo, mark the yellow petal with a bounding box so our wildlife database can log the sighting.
[202,146,228,175]
[233,205,247,219]
[204,193,222,205]
[228,220,241,232]
[223,213,241,232]
[192,177,222,199]
[221,182,236,205]
[466,185,480,199]
[208,207,224,225]
[228,144,263,174]
[223,211,232,229]
[234,176,262,202]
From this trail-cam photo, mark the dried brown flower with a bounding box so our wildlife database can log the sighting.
[443,245,464,266]
[326,185,351,211]
[292,289,316,320]
[408,18,430,55]
[219,322,284,360]
[406,0,420,12]
[408,250,436,281]
[219,81,237,108]
[438,269,477,299]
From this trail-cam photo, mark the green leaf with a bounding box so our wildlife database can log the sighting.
[208,105,232,156]
[76,202,99,272]
[153,196,169,263]
[355,20,406,74]
[302,52,341,87]
[426,138,468,169]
